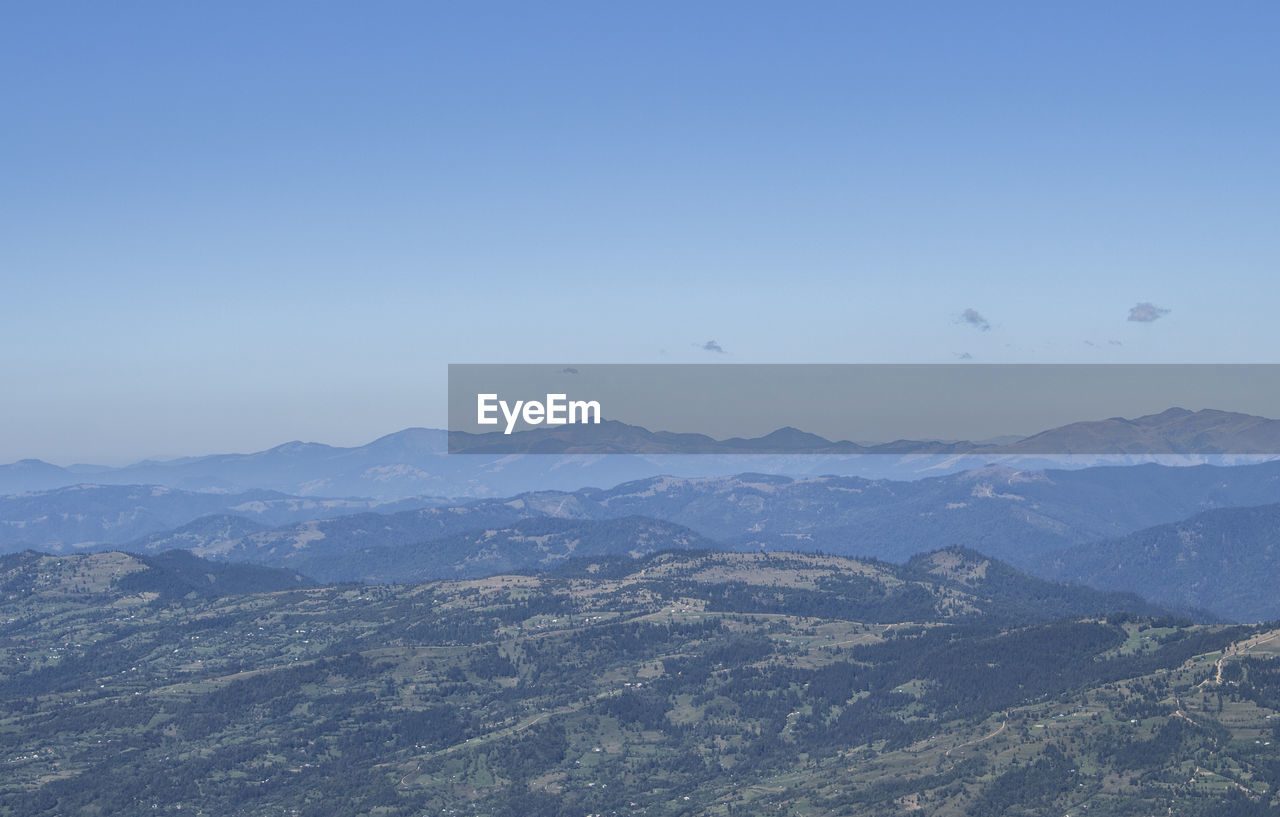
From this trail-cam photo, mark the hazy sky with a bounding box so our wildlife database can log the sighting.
[3,2,1278,464]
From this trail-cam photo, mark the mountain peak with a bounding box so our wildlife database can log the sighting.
[266,440,332,454]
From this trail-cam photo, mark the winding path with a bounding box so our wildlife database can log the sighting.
[944,720,1006,757]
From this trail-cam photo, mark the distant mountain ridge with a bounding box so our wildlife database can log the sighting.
[449,408,1280,455]
[6,409,1280,500]
[1006,407,1280,455]
[0,429,683,500]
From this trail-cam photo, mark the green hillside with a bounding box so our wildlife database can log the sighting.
[0,549,1276,816]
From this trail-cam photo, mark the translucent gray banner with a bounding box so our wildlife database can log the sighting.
[448,364,1280,454]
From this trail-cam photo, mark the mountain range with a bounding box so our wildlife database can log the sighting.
[5,408,1280,500]
[134,461,1280,562]
[450,407,1280,455]
[8,410,1280,621]
[104,461,1280,619]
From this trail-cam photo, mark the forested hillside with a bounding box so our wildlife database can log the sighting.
[1,549,1276,816]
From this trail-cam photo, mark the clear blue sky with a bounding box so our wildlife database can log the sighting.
[3,2,1278,463]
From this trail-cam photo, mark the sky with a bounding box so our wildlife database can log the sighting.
[3,2,1278,464]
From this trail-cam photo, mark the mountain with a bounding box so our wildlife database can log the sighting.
[0,547,1260,817]
[1037,502,1280,622]
[1003,406,1280,454]
[0,484,437,552]
[7,410,1280,501]
[0,458,77,494]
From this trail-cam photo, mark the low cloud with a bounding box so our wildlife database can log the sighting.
[959,308,990,331]
[1128,302,1170,323]
[956,352,973,360]
[701,340,726,354]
